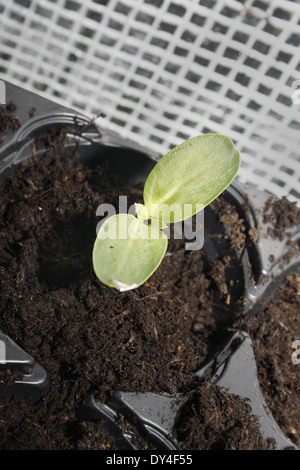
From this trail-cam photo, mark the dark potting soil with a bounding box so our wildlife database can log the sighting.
[236,272,300,448]
[0,368,23,386]
[263,195,300,241]
[0,121,298,449]
[213,198,246,253]
[0,102,20,145]
[172,378,275,450]
[231,194,300,448]
[0,128,242,449]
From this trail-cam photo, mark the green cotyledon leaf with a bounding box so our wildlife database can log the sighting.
[92,214,168,291]
[143,134,241,225]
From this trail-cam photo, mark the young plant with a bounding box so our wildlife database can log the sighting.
[93,134,240,291]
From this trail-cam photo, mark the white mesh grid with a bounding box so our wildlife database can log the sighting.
[0,0,300,202]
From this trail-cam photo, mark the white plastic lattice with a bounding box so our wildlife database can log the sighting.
[0,0,300,201]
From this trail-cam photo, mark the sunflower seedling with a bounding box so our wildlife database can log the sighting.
[93,134,240,291]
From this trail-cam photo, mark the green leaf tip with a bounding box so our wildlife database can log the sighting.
[143,134,240,224]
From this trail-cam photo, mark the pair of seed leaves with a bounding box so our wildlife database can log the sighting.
[93,134,240,291]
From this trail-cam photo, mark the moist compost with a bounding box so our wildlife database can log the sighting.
[0,127,234,449]
[0,124,298,449]
[263,195,300,241]
[0,102,20,144]
[172,378,275,450]
[236,272,300,448]
[233,195,300,447]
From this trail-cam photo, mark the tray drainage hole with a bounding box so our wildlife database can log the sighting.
[37,214,95,289]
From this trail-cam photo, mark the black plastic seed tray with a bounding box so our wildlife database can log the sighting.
[0,82,299,450]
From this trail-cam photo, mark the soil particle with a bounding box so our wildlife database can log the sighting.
[213,198,246,252]
[29,107,36,117]
[263,196,300,241]
[249,226,261,244]
[209,255,231,297]
[0,102,20,138]
[6,101,17,112]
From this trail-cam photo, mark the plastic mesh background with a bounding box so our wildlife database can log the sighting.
[0,0,300,201]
